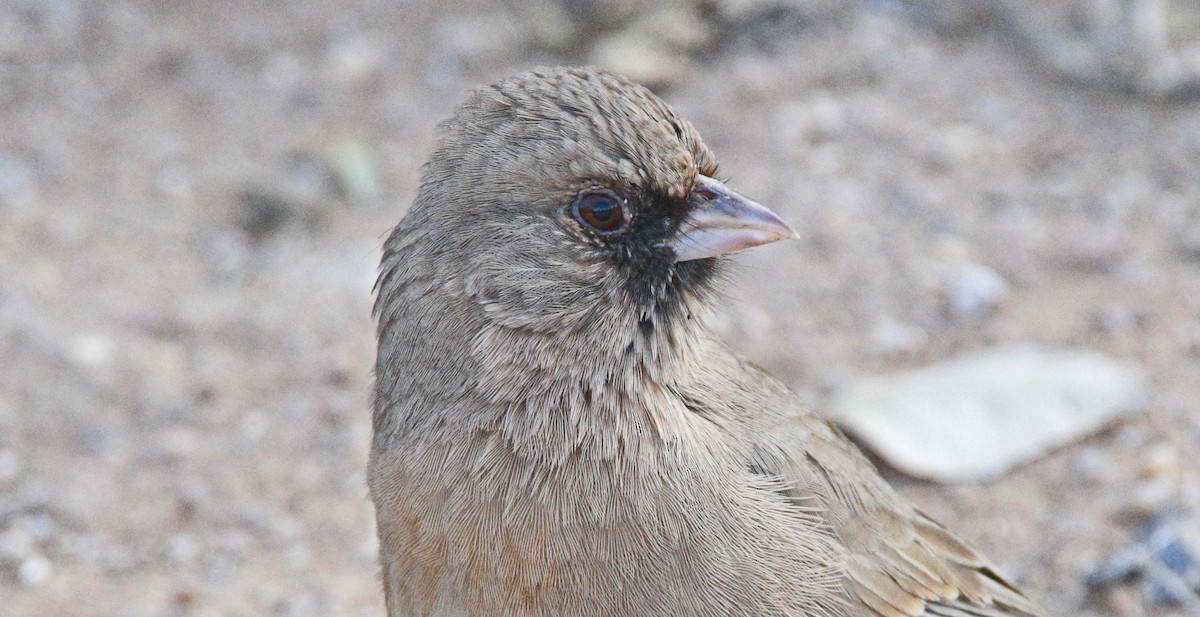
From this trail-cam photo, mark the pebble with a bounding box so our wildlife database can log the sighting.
[0,526,35,561]
[263,52,304,92]
[323,37,383,84]
[0,449,19,485]
[1176,224,1200,262]
[280,153,337,206]
[1178,323,1200,358]
[1134,477,1177,511]
[17,554,52,586]
[637,4,712,51]
[160,428,202,460]
[1072,445,1119,482]
[942,263,1009,319]
[284,543,311,573]
[155,164,192,200]
[774,92,848,147]
[0,12,26,57]
[0,155,32,202]
[240,411,270,443]
[168,533,199,564]
[826,343,1149,481]
[66,333,115,370]
[330,141,379,204]
[516,0,573,49]
[736,305,773,345]
[236,188,295,242]
[1088,304,1142,337]
[1141,442,1182,479]
[1088,515,1200,611]
[25,513,56,542]
[1054,223,1125,273]
[870,315,927,357]
[208,231,252,278]
[436,14,522,62]
[591,33,687,88]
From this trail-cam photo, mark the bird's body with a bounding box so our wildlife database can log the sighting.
[370,67,1044,617]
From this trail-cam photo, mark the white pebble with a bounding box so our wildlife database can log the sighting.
[871,316,927,356]
[0,449,19,485]
[0,527,34,560]
[168,534,199,564]
[66,333,114,370]
[943,264,1009,318]
[18,554,52,586]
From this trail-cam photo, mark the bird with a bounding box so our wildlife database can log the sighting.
[369,66,1046,617]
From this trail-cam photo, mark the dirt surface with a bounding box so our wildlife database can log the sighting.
[2,1,1199,616]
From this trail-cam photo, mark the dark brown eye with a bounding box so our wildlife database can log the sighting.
[571,189,627,233]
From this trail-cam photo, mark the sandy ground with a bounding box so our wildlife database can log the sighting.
[2,1,1199,615]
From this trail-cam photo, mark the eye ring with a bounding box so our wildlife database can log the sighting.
[571,188,628,234]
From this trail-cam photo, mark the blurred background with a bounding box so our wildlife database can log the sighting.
[2,0,1200,615]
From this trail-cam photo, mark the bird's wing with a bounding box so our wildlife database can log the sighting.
[739,368,1046,617]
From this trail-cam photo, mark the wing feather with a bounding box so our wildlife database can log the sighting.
[747,385,1046,616]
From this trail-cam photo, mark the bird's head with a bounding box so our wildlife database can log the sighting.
[375,67,797,425]
[389,67,796,335]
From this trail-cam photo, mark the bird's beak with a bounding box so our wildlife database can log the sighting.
[669,175,799,263]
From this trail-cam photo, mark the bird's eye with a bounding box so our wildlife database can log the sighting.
[571,189,627,233]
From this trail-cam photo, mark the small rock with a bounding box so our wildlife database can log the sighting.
[736,305,773,345]
[271,517,303,545]
[0,155,32,202]
[592,33,687,89]
[870,316,927,357]
[825,344,1149,481]
[263,52,304,91]
[774,92,848,147]
[942,263,1008,319]
[1103,585,1143,616]
[330,141,379,204]
[1116,423,1154,450]
[236,188,294,242]
[1178,323,1200,358]
[358,532,379,561]
[284,542,311,573]
[0,526,34,561]
[635,4,712,51]
[240,411,269,443]
[1142,442,1182,479]
[710,304,772,346]
[516,0,575,49]
[1054,223,1126,273]
[23,514,55,542]
[209,231,252,277]
[806,93,847,140]
[17,554,52,587]
[1072,445,1118,483]
[168,533,199,564]
[0,449,19,486]
[1088,304,1142,337]
[324,37,383,84]
[1087,515,1200,612]
[1135,478,1178,512]
[172,588,198,610]
[436,14,521,59]
[281,153,337,206]
[66,333,114,370]
[159,428,202,459]
[156,164,192,200]
[1176,225,1200,262]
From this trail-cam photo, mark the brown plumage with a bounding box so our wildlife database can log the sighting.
[370,66,1046,617]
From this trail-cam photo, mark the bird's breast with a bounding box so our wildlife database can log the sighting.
[371,415,720,613]
[364,381,844,612]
